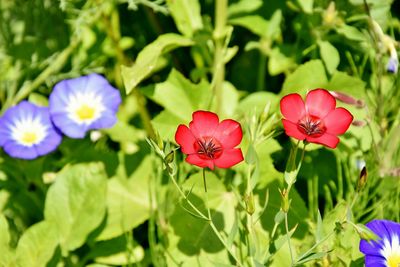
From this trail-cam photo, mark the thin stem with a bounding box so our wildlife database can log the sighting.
[285,212,294,267]
[212,0,228,113]
[202,169,212,219]
[169,170,243,266]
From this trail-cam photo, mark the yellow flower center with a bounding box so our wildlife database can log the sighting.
[22,132,38,145]
[387,252,400,267]
[76,105,95,120]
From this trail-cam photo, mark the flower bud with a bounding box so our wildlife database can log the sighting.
[244,192,255,215]
[279,188,290,213]
[354,223,379,242]
[164,150,175,164]
[357,166,367,192]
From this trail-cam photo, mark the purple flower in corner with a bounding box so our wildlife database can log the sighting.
[0,101,62,160]
[359,219,400,267]
[49,74,122,138]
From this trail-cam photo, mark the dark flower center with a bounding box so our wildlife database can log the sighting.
[194,137,223,159]
[297,115,326,137]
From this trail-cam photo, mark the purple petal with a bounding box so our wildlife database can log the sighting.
[364,255,387,267]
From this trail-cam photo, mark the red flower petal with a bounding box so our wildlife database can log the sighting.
[186,154,214,169]
[213,119,243,149]
[280,93,306,122]
[214,148,244,169]
[324,107,353,135]
[175,125,197,154]
[282,119,307,141]
[189,110,219,138]
[305,89,336,118]
[306,133,340,148]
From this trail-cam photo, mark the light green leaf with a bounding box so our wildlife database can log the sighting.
[326,71,365,98]
[0,215,13,267]
[121,34,193,94]
[96,156,152,241]
[16,221,58,267]
[229,15,269,37]
[281,60,328,96]
[318,40,340,75]
[144,69,210,121]
[297,0,313,13]
[227,0,262,17]
[268,47,296,75]
[336,25,366,42]
[44,163,107,254]
[167,0,203,37]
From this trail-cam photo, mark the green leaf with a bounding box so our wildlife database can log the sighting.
[96,156,152,241]
[166,0,203,37]
[318,40,340,75]
[296,251,328,265]
[144,69,210,121]
[227,0,262,17]
[297,0,313,13]
[44,163,107,254]
[326,71,366,98]
[281,60,328,96]
[0,215,13,267]
[229,15,269,37]
[121,34,193,94]
[87,235,144,265]
[16,221,58,267]
[336,25,366,42]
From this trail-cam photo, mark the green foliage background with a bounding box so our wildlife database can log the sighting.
[0,0,399,266]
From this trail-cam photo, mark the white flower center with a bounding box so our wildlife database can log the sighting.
[380,235,400,267]
[66,91,105,124]
[10,116,48,147]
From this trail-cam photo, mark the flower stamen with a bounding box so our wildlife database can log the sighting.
[195,137,222,159]
[297,115,326,137]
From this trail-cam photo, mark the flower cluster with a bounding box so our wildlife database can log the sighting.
[0,74,121,160]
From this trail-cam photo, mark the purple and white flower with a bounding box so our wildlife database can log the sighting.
[360,219,400,267]
[0,101,62,160]
[49,74,122,138]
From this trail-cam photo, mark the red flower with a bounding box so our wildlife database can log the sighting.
[175,111,244,170]
[280,88,353,148]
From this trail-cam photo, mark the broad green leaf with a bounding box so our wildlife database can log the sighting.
[267,10,283,40]
[165,171,237,266]
[144,69,210,122]
[167,0,203,37]
[0,215,13,267]
[281,60,328,96]
[229,16,269,37]
[152,110,184,141]
[16,221,58,267]
[96,156,152,241]
[218,81,239,117]
[44,163,107,254]
[326,71,366,98]
[297,0,313,13]
[336,25,366,42]
[236,92,279,116]
[87,236,144,265]
[318,40,340,75]
[121,34,193,94]
[227,0,262,17]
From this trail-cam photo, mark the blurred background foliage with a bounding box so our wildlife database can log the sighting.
[0,0,399,266]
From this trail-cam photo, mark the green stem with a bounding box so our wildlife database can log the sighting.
[285,212,294,267]
[257,52,267,91]
[1,40,78,114]
[212,0,228,113]
[102,11,156,140]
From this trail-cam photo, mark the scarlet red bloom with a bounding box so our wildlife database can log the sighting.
[175,111,244,170]
[280,88,353,148]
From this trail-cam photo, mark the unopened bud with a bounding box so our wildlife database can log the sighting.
[352,120,366,127]
[354,223,379,242]
[244,192,255,215]
[279,188,290,213]
[164,150,175,164]
[329,91,361,106]
[357,166,367,191]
